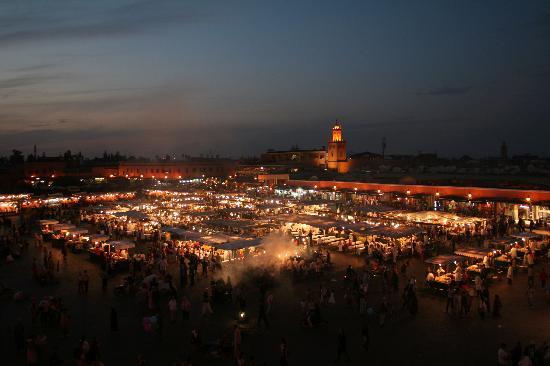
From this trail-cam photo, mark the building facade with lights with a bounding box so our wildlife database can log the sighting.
[260,120,350,172]
[326,120,349,173]
[117,160,236,179]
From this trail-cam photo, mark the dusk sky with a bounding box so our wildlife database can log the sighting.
[1,0,549,158]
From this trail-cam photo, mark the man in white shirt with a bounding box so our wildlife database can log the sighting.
[510,246,518,260]
[426,272,435,282]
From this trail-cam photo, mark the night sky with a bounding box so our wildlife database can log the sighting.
[1,0,549,158]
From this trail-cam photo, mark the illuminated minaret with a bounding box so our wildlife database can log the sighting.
[326,120,349,173]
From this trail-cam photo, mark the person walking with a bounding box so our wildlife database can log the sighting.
[180,295,191,322]
[507,264,513,285]
[493,294,502,317]
[527,285,535,307]
[539,267,547,289]
[361,322,369,351]
[334,328,351,363]
[101,271,109,293]
[257,297,270,329]
[201,290,213,316]
[83,270,90,294]
[233,325,242,360]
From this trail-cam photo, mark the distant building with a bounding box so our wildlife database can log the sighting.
[117,159,236,179]
[326,120,349,173]
[260,148,326,168]
[24,157,68,178]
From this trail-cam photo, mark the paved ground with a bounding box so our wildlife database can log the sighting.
[1,236,549,366]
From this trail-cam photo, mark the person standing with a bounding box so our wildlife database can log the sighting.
[180,295,191,322]
[279,338,288,366]
[527,285,535,307]
[168,297,177,323]
[101,271,109,293]
[539,267,547,289]
[507,264,513,285]
[83,270,90,294]
[233,325,242,360]
[497,343,509,366]
[493,295,502,317]
[201,290,213,316]
[361,322,369,351]
[257,297,270,329]
[110,307,119,332]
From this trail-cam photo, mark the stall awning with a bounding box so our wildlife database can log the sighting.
[106,240,135,250]
[365,225,424,238]
[66,227,88,235]
[455,248,494,259]
[353,205,395,214]
[39,219,59,225]
[162,227,203,240]
[88,234,110,242]
[206,219,256,228]
[200,233,235,244]
[533,229,550,237]
[510,232,542,240]
[52,223,76,231]
[111,210,149,220]
[216,238,263,250]
[425,255,464,265]
[278,214,341,230]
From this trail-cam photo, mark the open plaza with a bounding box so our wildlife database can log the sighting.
[0,179,549,366]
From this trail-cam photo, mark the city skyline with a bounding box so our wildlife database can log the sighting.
[1,0,549,158]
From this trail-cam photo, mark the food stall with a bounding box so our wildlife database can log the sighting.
[39,219,59,240]
[454,247,496,279]
[89,240,135,271]
[214,237,263,262]
[424,255,465,292]
[65,227,89,252]
[50,223,76,247]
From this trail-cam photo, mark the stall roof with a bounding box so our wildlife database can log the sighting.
[490,237,518,246]
[365,225,424,238]
[510,232,542,240]
[533,229,550,237]
[299,199,335,206]
[39,219,59,225]
[187,211,215,217]
[425,255,464,265]
[200,233,235,244]
[216,238,263,250]
[454,248,494,259]
[219,207,252,214]
[87,234,110,242]
[111,210,149,220]
[66,227,88,235]
[206,219,256,228]
[383,211,485,225]
[162,227,203,240]
[278,214,341,229]
[52,223,76,231]
[353,205,396,214]
[256,203,284,210]
[106,240,135,250]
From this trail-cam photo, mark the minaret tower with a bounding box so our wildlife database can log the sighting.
[326,120,349,173]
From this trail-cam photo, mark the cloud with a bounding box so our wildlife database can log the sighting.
[8,63,59,73]
[0,73,67,90]
[0,0,201,46]
[416,86,472,96]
